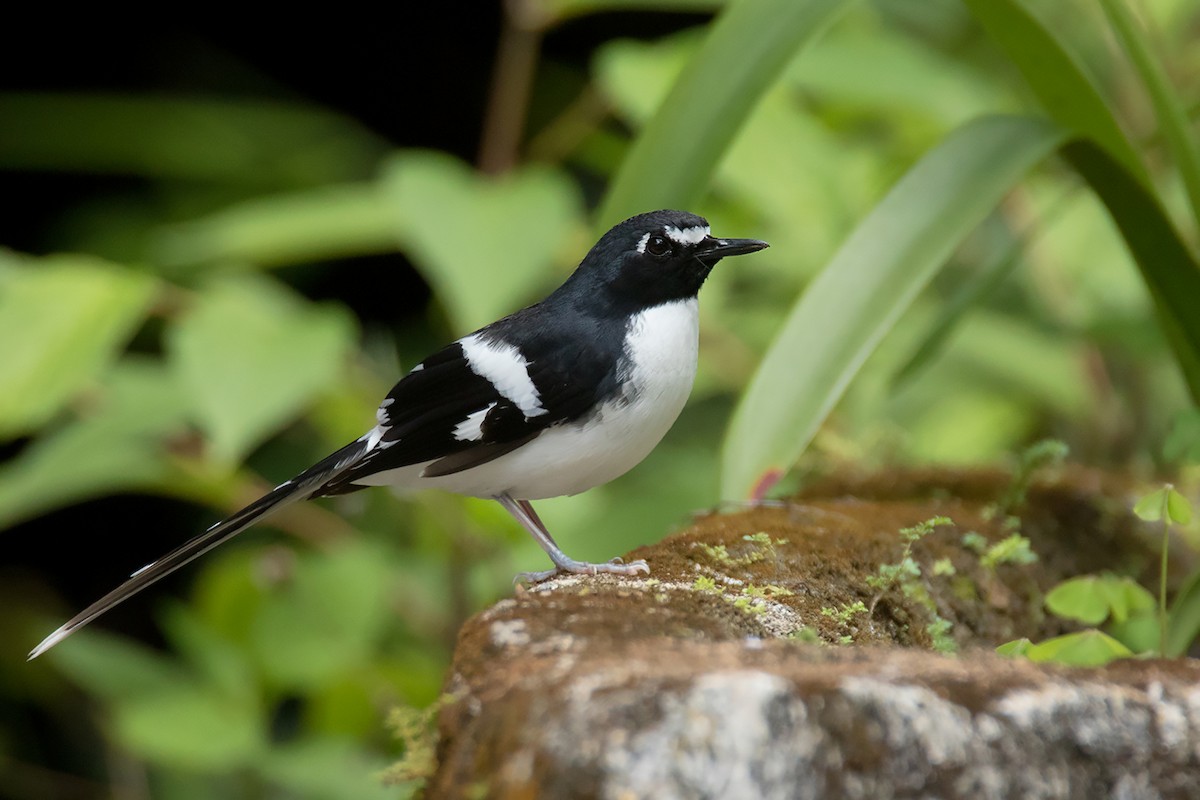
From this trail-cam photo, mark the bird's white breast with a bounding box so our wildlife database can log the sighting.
[359,298,700,499]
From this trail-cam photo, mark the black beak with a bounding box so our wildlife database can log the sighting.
[695,236,770,265]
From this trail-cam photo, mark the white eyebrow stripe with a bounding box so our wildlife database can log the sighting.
[459,335,547,419]
[663,225,710,245]
[636,232,651,254]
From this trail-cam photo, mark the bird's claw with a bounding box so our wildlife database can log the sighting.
[514,567,560,585]
[513,557,650,585]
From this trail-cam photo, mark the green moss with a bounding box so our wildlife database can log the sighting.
[382,694,457,786]
[981,533,1038,570]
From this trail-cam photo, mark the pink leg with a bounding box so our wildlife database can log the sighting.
[495,493,649,583]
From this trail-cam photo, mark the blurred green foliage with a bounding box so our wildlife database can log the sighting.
[3,0,1200,797]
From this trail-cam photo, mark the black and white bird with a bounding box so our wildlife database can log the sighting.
[29,210,767,659]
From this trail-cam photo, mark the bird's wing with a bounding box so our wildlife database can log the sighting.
[322,332,616,489]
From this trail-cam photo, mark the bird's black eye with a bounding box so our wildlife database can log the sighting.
[645,234,671,257]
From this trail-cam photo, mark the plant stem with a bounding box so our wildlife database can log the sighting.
[1160,486,1171,657]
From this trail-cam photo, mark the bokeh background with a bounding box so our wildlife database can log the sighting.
[3,2,1199,798]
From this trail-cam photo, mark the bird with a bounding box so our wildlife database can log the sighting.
[29,209,768,659]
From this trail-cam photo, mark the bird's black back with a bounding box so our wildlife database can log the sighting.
[318,209,714,493]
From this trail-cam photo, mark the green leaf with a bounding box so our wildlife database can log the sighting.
[0,358,188,529]
[1045,576,1111,625]
[0,94,387,185]
[1134,487,1167,521]
[112,681,266,770]
[1167,570,1200,658]
[594,31,856,264]
[1061,139,1200,404]
[1164,408,1200,463]
[963,0,1200,403]
[1166,487,1192,525]
[597,0,846,227]
[154,183,400,270]
[1098,0,1200,229]
[784,23,1004,129]
[259,737,397,800]
[890,231,1025,390]
[159,602,257,701]
[1107,611,1160,655]
[383,151,583,332]
[250,542,394,690]
[720,115,1066,499]
[266,740,399,798]
[995,638,1032,657]
[1099,576,1156,624]
[1025,630,1134,667]
[962,0,1147,183]
[0,254,155,437]
[1046,574,1155,626]
[166,275,356,464]
[1133,484,1187,527]
[46,630,186,701]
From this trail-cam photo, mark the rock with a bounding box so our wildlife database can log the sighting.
[426,468,1200,798]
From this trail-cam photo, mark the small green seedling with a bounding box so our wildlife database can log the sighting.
[865,516,957,653]
[989,439,1069,519]
[932,558,956,577]
[1016,630,1135,667]
[694,532,788,569]
[961,531,988,554]
[821,601,867,644]
[1134,483,1193,656]
[997,475,1197,666]
[979,533,1038,570]
[996,630,1135,667]
[998,574,1156,666]
[1044,573,1156,626]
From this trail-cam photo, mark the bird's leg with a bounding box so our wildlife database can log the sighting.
[495,493,650,583]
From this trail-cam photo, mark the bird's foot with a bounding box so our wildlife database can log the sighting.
[514,557,650,585]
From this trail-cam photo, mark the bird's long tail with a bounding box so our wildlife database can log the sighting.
[28,438,373,660]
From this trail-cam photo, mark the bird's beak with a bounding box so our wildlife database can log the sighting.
[695,236,770,265]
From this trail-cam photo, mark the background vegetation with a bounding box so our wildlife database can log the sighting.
[3,1,1199,797]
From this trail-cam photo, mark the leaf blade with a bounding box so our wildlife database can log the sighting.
[597,0,847,227]
[166,276,357,464]
[720,115,1066,499]
[962,0,1147,183]
[1062,140,1200,403]
[0,255,155,437]
[1097,0,1200,230]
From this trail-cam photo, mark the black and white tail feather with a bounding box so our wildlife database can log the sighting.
[27,439,373,660]
[28,209,768,661]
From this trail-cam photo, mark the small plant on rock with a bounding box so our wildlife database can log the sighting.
[866,516,957,653]
[1000,483,1196,666]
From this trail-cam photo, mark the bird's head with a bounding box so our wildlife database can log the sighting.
[573,210,768,310]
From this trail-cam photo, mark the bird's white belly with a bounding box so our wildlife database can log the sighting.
[359,298,699,500]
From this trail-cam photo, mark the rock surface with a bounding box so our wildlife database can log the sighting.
[428,469,1200,799]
